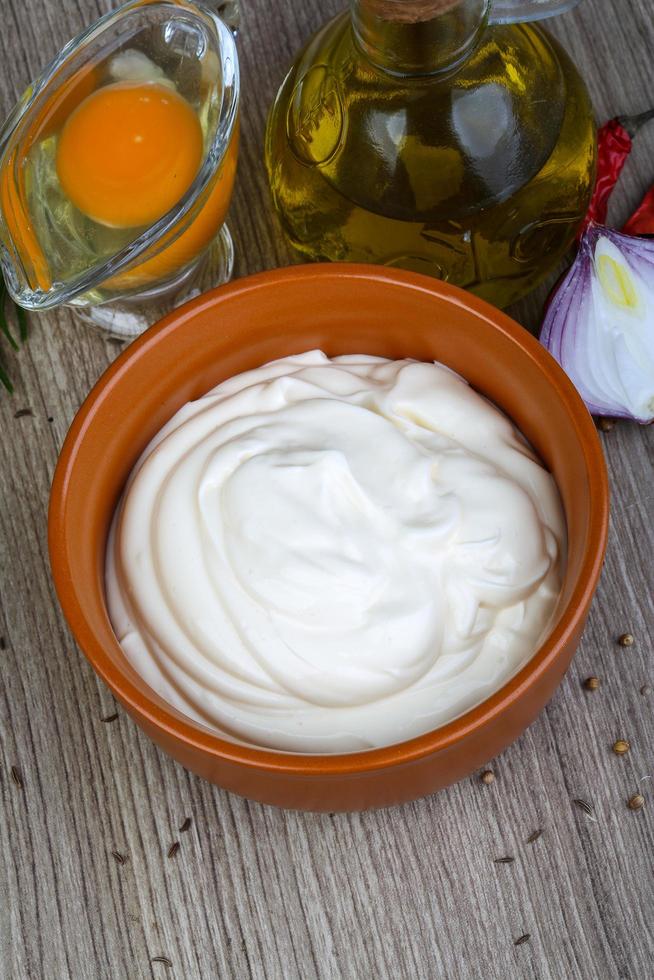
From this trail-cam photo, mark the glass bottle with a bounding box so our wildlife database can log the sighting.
[265,0,596,308]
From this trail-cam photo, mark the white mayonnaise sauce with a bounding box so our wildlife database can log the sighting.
[106,351,565,752]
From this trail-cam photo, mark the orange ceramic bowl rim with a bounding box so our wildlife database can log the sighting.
[49,264,609,778]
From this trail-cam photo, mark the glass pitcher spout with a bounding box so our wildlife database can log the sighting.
[490,0,582,23]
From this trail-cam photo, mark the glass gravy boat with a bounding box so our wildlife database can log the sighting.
[0,0,240,336]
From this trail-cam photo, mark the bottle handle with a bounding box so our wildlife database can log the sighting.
[489,0,582,24]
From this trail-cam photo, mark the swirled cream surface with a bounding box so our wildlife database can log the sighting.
[106,351,565,753]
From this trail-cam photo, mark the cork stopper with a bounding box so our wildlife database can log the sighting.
[361,0,462,23]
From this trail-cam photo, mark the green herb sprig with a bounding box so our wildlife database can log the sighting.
[0,276,28,393]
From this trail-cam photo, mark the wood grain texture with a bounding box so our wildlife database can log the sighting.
[1,1,653,978]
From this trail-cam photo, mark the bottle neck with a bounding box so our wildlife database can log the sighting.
[351,0,490,76]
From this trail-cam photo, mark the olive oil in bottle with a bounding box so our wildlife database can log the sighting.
[265,0,596,307]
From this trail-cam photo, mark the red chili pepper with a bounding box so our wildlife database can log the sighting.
[623,185,654,236]
[579,108,654,239]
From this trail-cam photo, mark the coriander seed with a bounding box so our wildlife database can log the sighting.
[584,676,600,691]
[480,770,495,785]
[598,418,615,432]
[628,794,645,811]
[612,739,630,755]
[618,633,634,647]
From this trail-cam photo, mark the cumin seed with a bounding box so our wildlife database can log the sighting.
[179,817,192,834]
[101,712,119,723]
[494,856,515,864]
[573,798,593,816]
[167,841,180,859]
[514,934,531,946]
[526,829,543,844]
[151,956,172,967]
[10,765,23,789]
[111,850,126,865]
[14,408,33,418]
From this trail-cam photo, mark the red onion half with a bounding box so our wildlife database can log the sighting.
[540,223,654,423]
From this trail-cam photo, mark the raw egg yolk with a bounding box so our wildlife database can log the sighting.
[107,124,239,290]
[56,81,203,229]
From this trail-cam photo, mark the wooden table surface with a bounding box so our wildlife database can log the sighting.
[1,1,653,977]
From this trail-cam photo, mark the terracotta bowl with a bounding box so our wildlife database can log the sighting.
[49,265,609,811]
